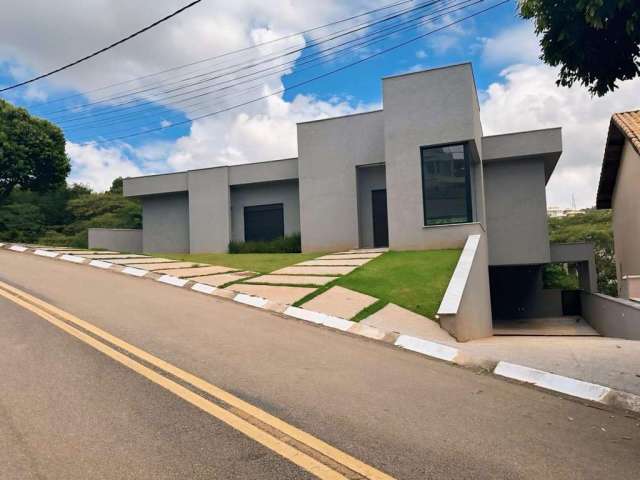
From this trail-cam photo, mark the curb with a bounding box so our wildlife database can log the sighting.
[3,242,640,415]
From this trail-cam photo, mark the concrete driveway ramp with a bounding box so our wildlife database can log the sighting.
[362,303,455,342]
[230,284,316,305]
[302,286,377,320]
[244,274,336,286]
[272,265,356,276]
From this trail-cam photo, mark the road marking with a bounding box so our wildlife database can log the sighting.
[0,280,395,480]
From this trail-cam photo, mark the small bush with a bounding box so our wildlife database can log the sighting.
[229,233,301,253]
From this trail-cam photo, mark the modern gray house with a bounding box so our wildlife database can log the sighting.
[123,63,597,340]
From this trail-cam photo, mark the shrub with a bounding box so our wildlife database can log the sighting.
[229,233,301,253]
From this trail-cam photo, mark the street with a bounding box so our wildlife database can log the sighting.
[1,250,639,479]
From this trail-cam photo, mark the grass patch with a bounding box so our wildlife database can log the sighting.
[154,251,326,274]
[333,249,461,319]
[351,300,388,322]
[229,233,301,253]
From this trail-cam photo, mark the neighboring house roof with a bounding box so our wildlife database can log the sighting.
[596,110,640,209]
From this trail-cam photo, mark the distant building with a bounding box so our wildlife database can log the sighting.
[547,207,582,218]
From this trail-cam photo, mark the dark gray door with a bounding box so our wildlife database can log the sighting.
[244,204,284,242]
[371,189,389,248]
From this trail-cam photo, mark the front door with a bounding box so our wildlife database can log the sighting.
[371,189,389,248]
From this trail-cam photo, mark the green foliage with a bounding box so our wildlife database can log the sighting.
[548,208,617,295]
[543,263,579,290]
[520,0,640,96]
[0,99,70,201]
[228,233,301,253]
[0,184,141,248]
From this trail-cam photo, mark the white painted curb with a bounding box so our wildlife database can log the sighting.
[283,306,325,324]
[192,283,216,294]
[395,335,460,362]
[9,245,28,252]
[60,254,85,264]
[89,260,113,269]
[494,361,611,402]
[321,315,355,332]
[34,249,59,258]
[234,293,268,308]
[121,267,147,277]
[158,275,189,287]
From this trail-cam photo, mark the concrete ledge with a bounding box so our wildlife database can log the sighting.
[157,275,189,287]
[438,234,480,315]
[234,294,269,309]
[191,283,217,295]
[395,335,460,362]
[121,267,148,277]
[60,254,86,264]
[10,245,28,252]
[34,249,59,258]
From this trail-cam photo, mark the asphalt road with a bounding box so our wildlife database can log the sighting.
[1,249,639,479]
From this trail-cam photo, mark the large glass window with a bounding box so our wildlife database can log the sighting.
[421,143,472,225]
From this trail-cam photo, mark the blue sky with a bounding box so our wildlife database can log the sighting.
[1,1,638,207]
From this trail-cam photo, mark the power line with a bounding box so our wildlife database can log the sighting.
[0,0,204,93]
[56,0,463,127]
[87,0,510,145]
[42,0,448,118]
[62,0,478,132]
[24,0,417,107]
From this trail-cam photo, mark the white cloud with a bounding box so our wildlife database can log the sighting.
[480,64,640,208]
[480,22,541,66]
[65,142,143,191]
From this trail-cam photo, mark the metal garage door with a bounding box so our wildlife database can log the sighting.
[244,203,285,242]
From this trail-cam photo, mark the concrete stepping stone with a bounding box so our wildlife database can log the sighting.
[361,303,454,342]
[317,253,382,260]
[271,265,356,276]
[189,272,254,287]
[297,258,370,267]
[302,286,377,320]
[229,284,315,305]
[107,257,174,265]
[336,248,388,254]
[244,274,336,286]
[156,265,237,277]
[78,253,147,259]
[136,262,205,271]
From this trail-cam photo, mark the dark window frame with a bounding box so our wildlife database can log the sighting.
[420,141,473,226]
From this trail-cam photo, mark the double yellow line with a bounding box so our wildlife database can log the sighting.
[0,280,395,480]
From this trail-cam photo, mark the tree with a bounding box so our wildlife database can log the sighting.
[520,0,640,96]
[0,99,70,201]
[109,177,124,195]
[548,209,617,295]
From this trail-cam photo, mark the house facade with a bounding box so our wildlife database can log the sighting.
[123,63,597,339]
[597,110,640,300]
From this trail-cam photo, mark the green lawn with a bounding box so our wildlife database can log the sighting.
[154,251,326,274]
[333,249,462,319]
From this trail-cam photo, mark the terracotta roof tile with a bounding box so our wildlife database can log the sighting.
[612,110,640,156]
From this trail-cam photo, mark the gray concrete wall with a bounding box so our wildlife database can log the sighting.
[438,231,493,341]
[229,158,298,185]
[356,164,386,248]
[124,172,187,197]
[612,142,640,295]
[298,110,385,252]
[382,63,486,250]
[581,292,640,340]
[484,158,551,265]
[141,193,189,253]
[230,180,300,242]
[88,228,142,253]
[187,168,230,253]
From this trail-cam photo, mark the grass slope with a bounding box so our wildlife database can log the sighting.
[334,249,461,319]
[155,252,325,274]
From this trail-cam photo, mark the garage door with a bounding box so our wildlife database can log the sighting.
[244,203,285,242]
